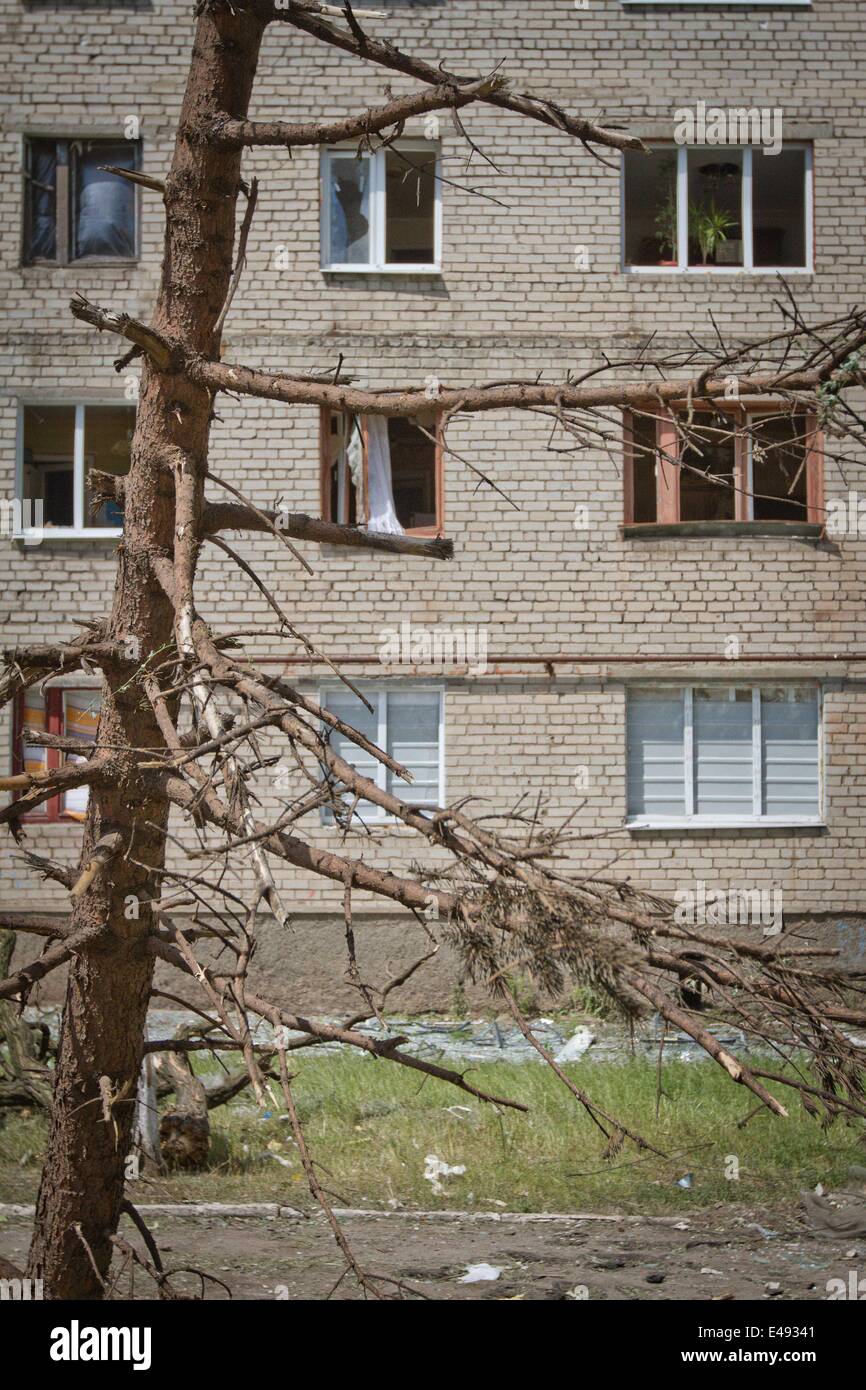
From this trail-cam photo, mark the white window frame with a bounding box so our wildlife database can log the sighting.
[319,684,445,825]
[320,141,442,274]
[626,683,824,829]
[15,401,131,540]
[622,143,813,275]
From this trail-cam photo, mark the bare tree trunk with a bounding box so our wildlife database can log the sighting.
[26,5,265,1299]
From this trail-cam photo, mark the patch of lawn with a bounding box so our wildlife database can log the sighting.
[0,1055,860,1214]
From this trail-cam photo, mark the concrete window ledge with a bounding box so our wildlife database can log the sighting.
[621,520,823,542]
[626,818,828,834]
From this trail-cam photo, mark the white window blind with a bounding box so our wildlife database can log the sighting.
[626,689,686,817]
[322,687,443,823]
[627,685,820,826]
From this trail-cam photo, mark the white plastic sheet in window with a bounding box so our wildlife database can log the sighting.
[74,143,136,259]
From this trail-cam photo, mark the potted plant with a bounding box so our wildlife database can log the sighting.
[688,199,737,265]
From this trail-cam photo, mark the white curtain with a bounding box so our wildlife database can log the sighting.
[365,416,404,534]
[345,416,364,497]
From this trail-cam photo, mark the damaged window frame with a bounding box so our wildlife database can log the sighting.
[22,134,142,267]
[622,401,824,536]
[319,406,445,536]
[320,140,442,274]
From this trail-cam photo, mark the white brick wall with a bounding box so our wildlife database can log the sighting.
[2,0,866,923]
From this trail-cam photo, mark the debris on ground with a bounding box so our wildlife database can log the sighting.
[458,1263,502,1283]
[424,1154,467,1196]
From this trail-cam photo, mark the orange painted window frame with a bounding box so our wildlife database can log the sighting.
[319,407,445,537]
[12,689,70,823]
[623,402,824,526]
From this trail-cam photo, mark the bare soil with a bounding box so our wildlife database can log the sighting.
[0,1203,857,1300]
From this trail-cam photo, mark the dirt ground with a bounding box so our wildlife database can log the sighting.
[1,1203,860,1300]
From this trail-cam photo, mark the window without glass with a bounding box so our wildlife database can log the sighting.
[322,145,440,271]
[20,403,134,535]
[320,687,443,824]
[627,685,821,825]
[14,685,102,821]
[321,408,442,534]
[624,407,821,527]
[623,144,810,271]
[24,137,140,265]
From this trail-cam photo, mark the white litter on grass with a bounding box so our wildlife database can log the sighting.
[459,1263,502,1284]
[553,1027,595,1063]
[424,1153,467,1195]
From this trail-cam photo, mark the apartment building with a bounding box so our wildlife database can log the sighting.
[2,0,865,1008]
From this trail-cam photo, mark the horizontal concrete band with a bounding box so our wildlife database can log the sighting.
[0,1203,682,1225]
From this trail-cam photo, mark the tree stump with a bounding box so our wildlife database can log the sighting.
[157,1052,210,1170]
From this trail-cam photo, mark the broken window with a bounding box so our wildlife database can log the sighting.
[679,414,737,522]
[747,413,809,521]
[20,403,134,535]
[15,684,102,822]
[322,144,440,271]
[24,137,140,265]
[321,408,442,534]
[623,144,810,271]
[627,685,820,825]
[624,407,820,527]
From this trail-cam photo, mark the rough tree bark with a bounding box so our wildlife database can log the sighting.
[25,7,266,1298]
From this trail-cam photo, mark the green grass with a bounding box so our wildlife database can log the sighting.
[0,1055,861,1214]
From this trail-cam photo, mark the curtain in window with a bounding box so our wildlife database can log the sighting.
[22,690,48,776]
[329,156,370,264]
[366,415,405,534]
[28,143,57,260]
[345,415,364,509]
[63,690,101,817]
[74,143,136,258]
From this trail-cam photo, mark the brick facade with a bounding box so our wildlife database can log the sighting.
[2,1,865,998]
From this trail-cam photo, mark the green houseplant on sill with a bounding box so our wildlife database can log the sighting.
[689,199,737,266]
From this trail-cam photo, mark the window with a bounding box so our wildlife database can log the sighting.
[622,145,811,271]
[320,686,444,824]
[17,403,134,538]
[321,143,441,272]
[23,137,141,265]
[14,684,101,822]
[623,406,823,529]
[321,408,443,535]
[626,685,821,828]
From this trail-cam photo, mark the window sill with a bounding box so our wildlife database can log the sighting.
[14,530,122,542]
[623,266,812,276]
[626,816,825,832]
[321,264,441,276]
[22,259,140,269]
[621,520,822,541]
